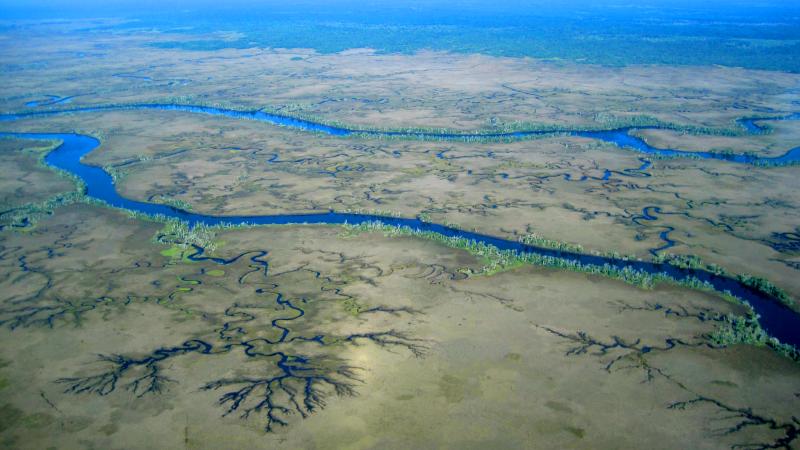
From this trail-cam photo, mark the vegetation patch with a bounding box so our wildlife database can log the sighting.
[153,219,219,252]
[710,313,799,361]
[342,298,366,316]
[655,253,796,309]
[0,190,85,231]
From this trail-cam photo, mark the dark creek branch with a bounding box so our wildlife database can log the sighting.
[202,355,362,433]
[539,317,797,448]
[536,324,710,378]
[0,296,113,329]
[611,300,726,323]
[57,340,212,397]
[341,330,428,358]
[669,397,799,450]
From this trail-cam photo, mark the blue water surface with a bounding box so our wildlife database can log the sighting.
[1,130,798,349]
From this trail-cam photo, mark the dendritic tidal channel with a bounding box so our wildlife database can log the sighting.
[1,103,799,352]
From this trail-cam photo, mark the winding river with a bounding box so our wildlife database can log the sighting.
[2,103,800,164]
[1,104,799,348]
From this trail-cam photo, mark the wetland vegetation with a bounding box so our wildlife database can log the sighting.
[1,1,800,449]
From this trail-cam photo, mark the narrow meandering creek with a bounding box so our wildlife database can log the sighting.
[0,104,799,347]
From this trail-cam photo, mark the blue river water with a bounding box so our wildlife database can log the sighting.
[1,103,800,164]
[1,103,799,347]
[0,130,798,348]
